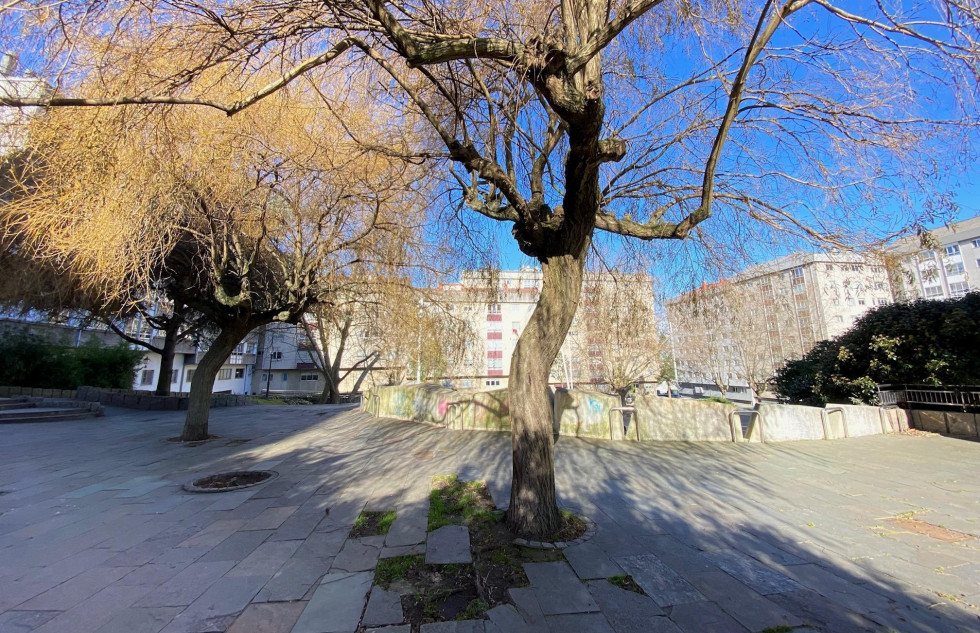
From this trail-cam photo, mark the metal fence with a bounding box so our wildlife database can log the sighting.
[877,384,980,411]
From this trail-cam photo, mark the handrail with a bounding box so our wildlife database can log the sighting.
[609,406,637,441]
[728,409,761,443]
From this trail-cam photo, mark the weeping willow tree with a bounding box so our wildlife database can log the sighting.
[3,0,980,535]
[1,75,426,440]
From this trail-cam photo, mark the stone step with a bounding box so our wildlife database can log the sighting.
[0,398,34,411]
[0,407,99,424]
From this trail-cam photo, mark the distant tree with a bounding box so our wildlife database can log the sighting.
[573,273,665,402]
[774,293,980,405]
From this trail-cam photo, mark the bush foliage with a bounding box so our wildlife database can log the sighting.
[0,333,144,390]
[774,293,980,405]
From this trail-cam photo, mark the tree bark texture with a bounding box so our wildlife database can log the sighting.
[507,246,588,538]
[153,324,180,396]
[180,320,250,441]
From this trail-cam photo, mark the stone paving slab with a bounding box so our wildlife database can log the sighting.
[614,555,704,607]
[563,542,624,579]
[291,571,373,633]
[667,601,749,633]
[543,613,615,633]
[425,525,471,564]
[362,587,404,627]
[225,601,307,633]
[523,561,598,615]
[702,549,801,595]
[686,571,803,632]
[586,579,669,633]
[331,536,384,572]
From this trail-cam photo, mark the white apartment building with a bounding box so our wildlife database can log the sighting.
[885,215,980,301]
[0,53,52,157]
[665,251,894,401]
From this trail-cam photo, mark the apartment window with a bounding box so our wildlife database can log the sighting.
[270,351,283,360]
[261,373,268,382]
[791,266,804,279]
[858,298,866,306]
[217,368,232,381]
[461,379,473,388]
[300,373,319,381]
[949,281,969,295]
[488,339,502,351]
[485,379,500,386]
[946,244,960,256]
[487,357,503,370]
[171,370,179,384]
[488,303,501,314]
[234,368,245,379]
[511,321,520,335]
[946,262,965,275]
[876,298,889,306]
[924,285,945,297]
[282,373,289,382]
[186,369,195,383]
[972,239,980,248]
[141,369,155,386]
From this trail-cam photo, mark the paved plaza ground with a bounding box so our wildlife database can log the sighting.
[0,405,978,633]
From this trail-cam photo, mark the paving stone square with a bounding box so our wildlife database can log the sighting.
[0,405,978,633]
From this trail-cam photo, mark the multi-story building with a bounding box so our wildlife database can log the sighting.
[665,251,893,401]
[0,310,259,394]
[885,215,980,301]
[0,53,52,157]
[248,268,658,395]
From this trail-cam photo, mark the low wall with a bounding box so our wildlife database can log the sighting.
[0,386,77,399]
[74,386,250,411]
[910,409,979,437]
[634,395,735,442]
[364,385,911,444]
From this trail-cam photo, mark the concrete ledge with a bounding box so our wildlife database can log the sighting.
[74,386,249,411]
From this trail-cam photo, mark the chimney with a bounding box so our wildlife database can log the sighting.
[0,52,18,76]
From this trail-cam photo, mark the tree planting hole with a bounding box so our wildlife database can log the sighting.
[183,470,277,493]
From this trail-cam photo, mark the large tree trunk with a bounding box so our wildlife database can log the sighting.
[154,324,179,396]
[318,373,340,404]
[180,320,250,441]
[507,248,588,538]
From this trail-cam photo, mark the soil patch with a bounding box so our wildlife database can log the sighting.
[183,470,276,493]
[608,574,645,594]
[349,510,397,538]
[887,517,975,543]
[167,434,220,446]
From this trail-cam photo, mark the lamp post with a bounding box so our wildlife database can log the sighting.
[265,331,276,399]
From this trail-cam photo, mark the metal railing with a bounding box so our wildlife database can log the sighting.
[877,384,980,411]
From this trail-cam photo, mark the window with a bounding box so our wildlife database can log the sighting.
[924,285,945,297]
[511,321,520,335]
[300,373,319,381]
[791,267,804,279]
[487,357,503,370]
[858,298,866,306]
[488,339,502,351]
[461,379,473,388]
[972,239,980,248]
[487,303,501,314]
[946,244,960,256]
[485,379,500,386]
[141,369,155,386]
[946,262,965,275]
[282,373,288,382]
[876,298,889,306]
[186,369,195,383]
[261,373,268,382]
[270,351,283,360]
[217,368,232,381]
[234,368,245,379]
[171,370,179,384]
[949,281,969,295]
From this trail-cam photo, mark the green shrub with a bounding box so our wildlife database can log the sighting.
[774,293,980,405]
[0,333,143,390]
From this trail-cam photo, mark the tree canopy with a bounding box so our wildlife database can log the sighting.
[774,293,980,406]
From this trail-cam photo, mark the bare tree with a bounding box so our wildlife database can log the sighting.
[573,272,665,400]
[3,0,980,535]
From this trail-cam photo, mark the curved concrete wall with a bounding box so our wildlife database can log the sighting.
[364,385,909,444]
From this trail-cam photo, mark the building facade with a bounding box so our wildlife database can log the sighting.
[665,251,894,402]
[885,215,980,301]
[0,53,52,157]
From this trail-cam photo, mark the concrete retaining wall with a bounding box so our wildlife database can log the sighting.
[910,409,979,437]
[634,395,735,442]
[364,385,910,444]
[74,386,249,410]
[0,386,76,399]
